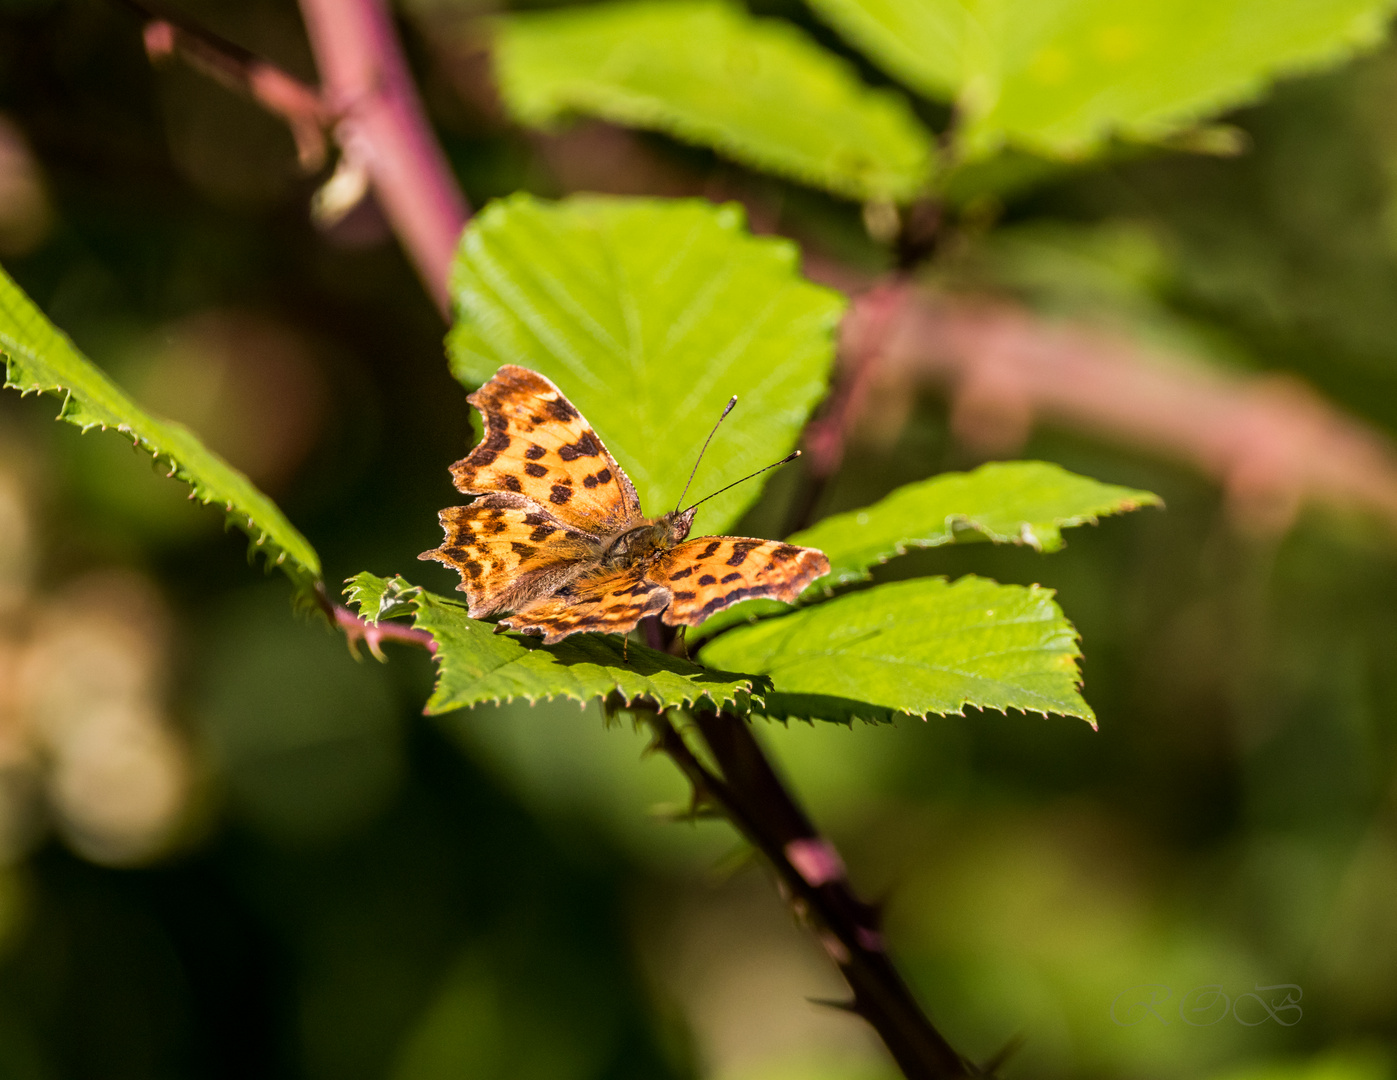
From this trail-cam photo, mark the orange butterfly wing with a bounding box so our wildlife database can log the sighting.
[425,364,830,644]
[450,364,642,537]
[650,537,829,626]
[499,565,671,644]
[419,496,601,618]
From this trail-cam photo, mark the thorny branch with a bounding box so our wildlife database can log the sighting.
[642,706,980,1079]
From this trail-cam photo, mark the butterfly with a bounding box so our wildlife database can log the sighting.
[420,365,829,645]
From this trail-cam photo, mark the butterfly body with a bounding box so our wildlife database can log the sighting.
[601,510,696,568]
[422,365,828,645]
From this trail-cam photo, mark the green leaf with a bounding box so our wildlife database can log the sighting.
[805,0,1397,160]
[797,460,1160,590]
[344,572,418,624]
[493,0,935,203]
[0,263,321,594]
[692,460,1159,640]
[700,576,1093,725]
[447,193,845,534]
[346,573,767,714]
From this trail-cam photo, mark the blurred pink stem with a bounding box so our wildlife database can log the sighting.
[299,0,470,315]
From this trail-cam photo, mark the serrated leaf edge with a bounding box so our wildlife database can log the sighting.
[731,578,1097,727]
[3,359,321,590]
[346,576,763,714]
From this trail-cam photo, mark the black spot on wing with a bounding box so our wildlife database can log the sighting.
[525,444,546,461]
[501,474,522,493]
[558,431,602,461]
[524,513,546,526]
[720,572,742,584]
[550,484,573,505]
[528,525,556,543]
[510,542,536,558]
[695,585,769,621]
[698,541,722,559]
[524,462,547,477]
[611,580,658,598]
[726,541,762,567]
[547,398,580,422]
[482,421,510,452]
[672,590,696,601]
[698,574,716,586]
[668,566,694,580]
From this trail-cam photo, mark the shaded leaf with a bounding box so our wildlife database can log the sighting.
[346,573,766,714]
[0,263,321,594]
[693,460,1159,640]
[700,575,1094,724]
[447,193,844,534]
[494,0,934,203]
[806,0,1397,159]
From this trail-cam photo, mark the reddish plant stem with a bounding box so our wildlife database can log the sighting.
[803,278,908,480]
[314,583,436,660]
[646,708,976,1079]
[124,0,470,316]
[121,0,331,169]
[870,285,1397,538]
[298,0,469,315]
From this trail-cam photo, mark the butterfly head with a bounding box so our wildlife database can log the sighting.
[604,508,697,568]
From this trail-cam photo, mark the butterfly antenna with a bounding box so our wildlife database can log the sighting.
[682,450,801,515]
[674,395,739,513]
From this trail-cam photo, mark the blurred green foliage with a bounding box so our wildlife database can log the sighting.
[493,0,935,201]
[1,1,1397,1080]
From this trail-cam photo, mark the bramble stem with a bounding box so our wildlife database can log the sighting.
[313,583,437,660]
[298,0,469,314]
[644,707,977,1079]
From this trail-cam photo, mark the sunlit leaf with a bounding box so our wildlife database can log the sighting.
[806,0,1397,159]
[798,460,1160,589]
[0,262,321,594]
[447,193,845,534]
[494,0,935,202]
[693,461,1159,640]
[700,575,1094,725]
[347,573,767,714]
